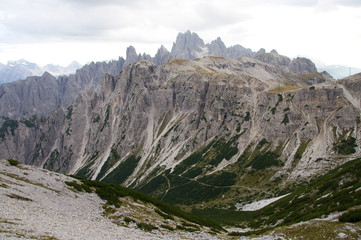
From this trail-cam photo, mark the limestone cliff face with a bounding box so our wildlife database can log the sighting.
[289,57,317,74]
[0,57,359,206]
[0,59,124,121]
[0,31,320,126]
[0,72,60,120]
[256,53,317,75]
[171,31,206,59]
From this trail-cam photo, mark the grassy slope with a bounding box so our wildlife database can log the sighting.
[192,158,361,230]
[137,137,286,208]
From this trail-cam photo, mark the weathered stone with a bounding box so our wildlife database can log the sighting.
[0,57,359,188]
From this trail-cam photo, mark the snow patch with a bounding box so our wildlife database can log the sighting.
[236,194,290,211]
[316,192,332,201]
[338,233,348,238]
[194,46,209,58]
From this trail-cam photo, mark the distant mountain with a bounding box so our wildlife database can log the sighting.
[318,65,361,80]
[43,61,83,76]
[0,31,321,122]
[0,60,42,85]
[0,58,124,120]
[0,59,82,85]
[127,30,319,76]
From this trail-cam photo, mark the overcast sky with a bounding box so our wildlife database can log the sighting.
[0,0,360,68]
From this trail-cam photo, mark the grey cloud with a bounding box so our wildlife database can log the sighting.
[197,4,250,26]
[171,1,252,33]
[0,0,133,43]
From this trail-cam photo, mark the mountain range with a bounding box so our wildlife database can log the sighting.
[1,31,358,87]
[0,31,360,237]
[0,59,82,85]
[0,31,324,121]
[126,30,319,75]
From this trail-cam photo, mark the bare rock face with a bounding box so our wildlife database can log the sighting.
[255,48,266,57]
[0,58,124,121]
[337,72,361,109]
[0,31,321,125]
[1,57,359,207]
[0,72,61,119]
[0,31,348,209]
[171,30,206,59]
[289,57,317,74]
[207,37,228,57]
[256,53,318,75]
[154,45,171,66]
[124,46,139,67]
[170,32,257,60]
[256,52,291,71]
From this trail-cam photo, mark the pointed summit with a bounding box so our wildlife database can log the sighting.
[208,37,227,57]
[124,46,139,67]
[270,49,279,55]
[171,30,206,60]
[255,48,266,57]
[154,45,171,66]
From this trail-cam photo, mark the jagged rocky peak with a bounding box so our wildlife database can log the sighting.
[171,30,207,59]
[41,71,55,78]
[124,46,153,68]
[0,58,124,119]
[207,37,227,57]
[124,46,139,67]
[124,30,319,76]
[255,48,266,56]
[0,71,60,120]
[270,49,278,54]
[140,53,152,62]
[154,45,171,66]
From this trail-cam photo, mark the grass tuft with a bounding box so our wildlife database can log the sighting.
[6,193,32,201]
[7,159,19,166]
[267,85,303,93]
[339,208,361,223]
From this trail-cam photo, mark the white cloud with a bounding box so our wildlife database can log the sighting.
[0,0,360,68]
